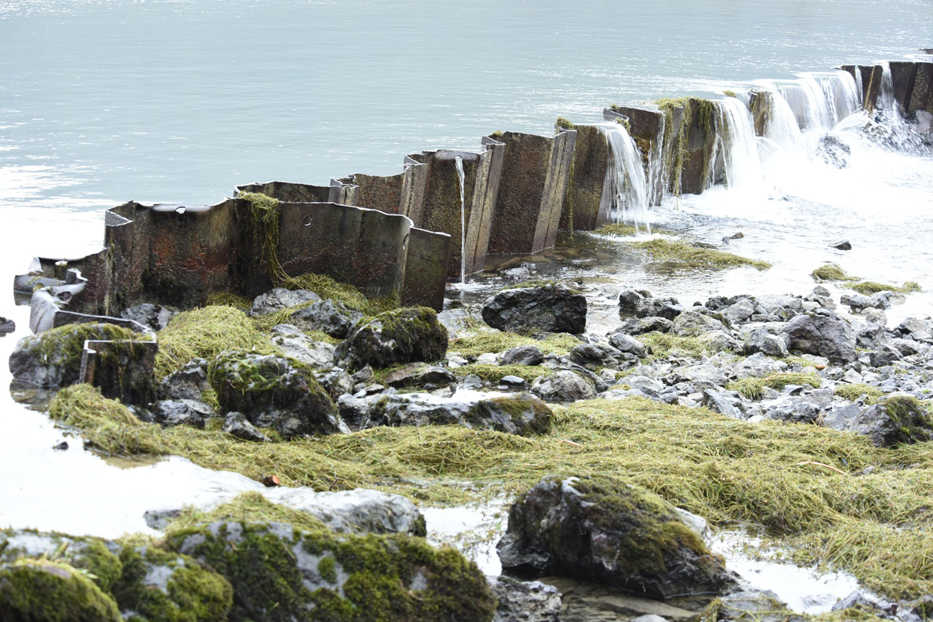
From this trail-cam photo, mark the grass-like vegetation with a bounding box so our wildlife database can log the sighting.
[164,491,328,536]
[448,330,580,358]
[811,263,855,282]
[631,239,770,271]
[834,384,884,404]
[154,306,275,379]
[595,223,638,237]
[451,364,550,383]
[727,372,822,400]
[810,263,922,295]
[640,332,709,359]
[47,385,933,600]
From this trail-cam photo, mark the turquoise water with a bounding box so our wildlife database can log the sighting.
[1,0,931,209]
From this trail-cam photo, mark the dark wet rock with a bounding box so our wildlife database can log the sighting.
[223,412,271,442]
[619,290,682,320]
[531,370,597,403]
[314,367,355,400]
[821,394,933,446]
[0,316,16,335]
[569,342,625,369]
[783,313,856,363]
[840,291,892,312]
[336,306,448,372]
[120,302,176,331]
[9,322,154,403]
[289,298,363,339]
[620,316,674,335]
[712,590,805,622]
[52,440,69,450]
[268,324,335,368]
[608,332,648,358]
[336,394,376,430]
[856,323,887,349]
[483,285,587,334]
[896,317,933,342]
[168,520,496,622]
[267,488,426,536]
[831,240,853,250]
[490,575,562,622]
[817,134,852,168]
[209,351,344,438]
[380,362,456,389]
[0,559,123,622]
[500,345,545,366]
[151,399,214,428]
[159,357,209,400]
[891,337,926,357]
[869,344,903,367]
[671,311,724,337]
[702,389,745,419]
[249,287,320,316]
[363,391,553,436]
[497,475,736,600]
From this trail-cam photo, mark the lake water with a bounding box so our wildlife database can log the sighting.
[1,0,932,610]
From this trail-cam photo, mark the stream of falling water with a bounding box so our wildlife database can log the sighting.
[455,155,466,284]
[598,121,651,232]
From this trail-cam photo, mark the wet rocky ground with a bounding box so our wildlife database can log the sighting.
[4,229,933,621]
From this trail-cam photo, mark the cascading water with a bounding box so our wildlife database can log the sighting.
[454,155,466,284]
[598,122,650,232]
[716,97,762,190]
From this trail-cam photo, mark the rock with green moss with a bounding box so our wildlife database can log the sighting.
[0,558,122,622]
[208,350,344,438]
[335,307,447,372]
[821,394,933,447]
[0,529,123,593]
[9,322,140,389]
[363,391,552,436]
[482,285,587,334]
[112,544,233,622]
[166,520,496,622]
[497,475,736,600]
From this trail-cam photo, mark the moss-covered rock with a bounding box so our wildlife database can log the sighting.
[208,350,343,438]
[497,475,736,600]
[335,307,447,372]
[0,558,122,621]
[823,394,933,447]
[0,529,123,594]
[112,544,233,622]
[9,323,139,389]
[166,520,495,622]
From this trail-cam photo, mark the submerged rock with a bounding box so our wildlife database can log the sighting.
[821,394,933,446]
[482,285,587,334]
[783,313,856,363]
[167,520,496,622]
[335,306,448,371]
[363,391,553,436]
[209,351,344,438]
[497,475,736,600]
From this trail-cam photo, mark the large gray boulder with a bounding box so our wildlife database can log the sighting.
[821,394,933,446]
[208,351,344,438]
[288,299,363,338]
[497,476,736,600]
[531,370,597,403]
[482,285,587,334]
[783,313,856,363]
[363,392,553,436]
[671,311,725,337]
[335,306,448,372]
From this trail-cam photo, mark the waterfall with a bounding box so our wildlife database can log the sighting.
[598,122,650,231]
[647,112,666,206]
[716,97,762,189]
[454,155,466,284]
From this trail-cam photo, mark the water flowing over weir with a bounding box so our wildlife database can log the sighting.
[455,155,466,284]
[715,97,763,190]
[597,122,650,231]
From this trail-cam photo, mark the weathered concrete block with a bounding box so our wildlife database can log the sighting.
[859,65,884,111]
[81,337,158,405]
[487,130,576,256]
[657,98,720,195]
[402,227,452,310]
[908,62,933,114]
[559,123,611,232]
[333,173,403,214]
[890,61,919,113]
[398,145,503,278]
[235,181,330,203]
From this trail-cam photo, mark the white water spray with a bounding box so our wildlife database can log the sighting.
[716,97,762,189]
[454,155,466,284]
[598,122,651,231]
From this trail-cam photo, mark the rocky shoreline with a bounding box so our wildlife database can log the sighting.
[5,225,933,620]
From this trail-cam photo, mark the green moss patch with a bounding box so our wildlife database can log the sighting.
[641,332,709,359]
[154,306,275,379]
[0,559,122,622]
[811,263,856,282]
[631,239,770,271]
[850,280,921,295]
[452,364,549,383]
[727,372,822,400]
[835,383,884,404]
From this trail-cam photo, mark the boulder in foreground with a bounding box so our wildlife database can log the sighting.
[335,306,448,371]
[482,285,587,334]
